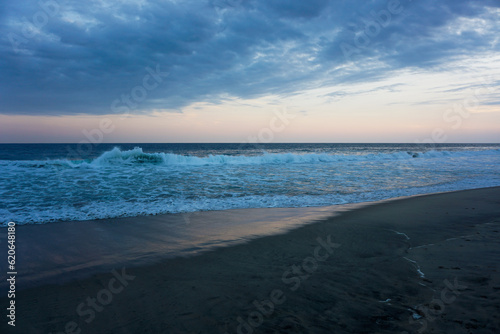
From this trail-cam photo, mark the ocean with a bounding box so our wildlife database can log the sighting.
[1,143,499,226]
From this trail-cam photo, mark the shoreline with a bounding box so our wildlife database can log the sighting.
[0,187,492,291]
[1,186,500,333]
[1,202,368,291]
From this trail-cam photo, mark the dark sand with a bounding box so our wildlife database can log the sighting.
[0,205,360,290]
[1,187,500,333]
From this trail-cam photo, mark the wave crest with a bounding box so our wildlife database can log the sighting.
[5,147,500,169]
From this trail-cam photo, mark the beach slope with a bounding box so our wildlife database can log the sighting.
[2,187,500,333]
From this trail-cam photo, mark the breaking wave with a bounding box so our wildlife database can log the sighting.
[6,147,500,169]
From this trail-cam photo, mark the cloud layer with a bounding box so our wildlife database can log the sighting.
[1,0,499,115]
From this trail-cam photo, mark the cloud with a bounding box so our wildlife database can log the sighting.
[0,0,499,116]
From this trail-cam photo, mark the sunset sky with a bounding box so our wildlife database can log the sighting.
[1,0,499,143]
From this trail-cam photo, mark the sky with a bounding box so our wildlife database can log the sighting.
[0,0,499,143]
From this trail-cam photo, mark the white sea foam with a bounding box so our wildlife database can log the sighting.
[1,146,499,225]
[3,147,500,169]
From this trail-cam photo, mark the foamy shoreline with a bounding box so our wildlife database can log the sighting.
[1,187,499,333]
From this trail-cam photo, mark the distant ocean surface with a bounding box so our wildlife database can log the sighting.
[1,143,499,226]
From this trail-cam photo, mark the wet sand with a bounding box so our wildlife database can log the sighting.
[0,204,363,290]
[1,187,499,333]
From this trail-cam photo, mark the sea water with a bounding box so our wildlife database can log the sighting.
[1,143,499,226]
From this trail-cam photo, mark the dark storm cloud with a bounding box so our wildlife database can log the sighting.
[0,0,498,115]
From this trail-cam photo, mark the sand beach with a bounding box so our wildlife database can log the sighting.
[1,187,499,333]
